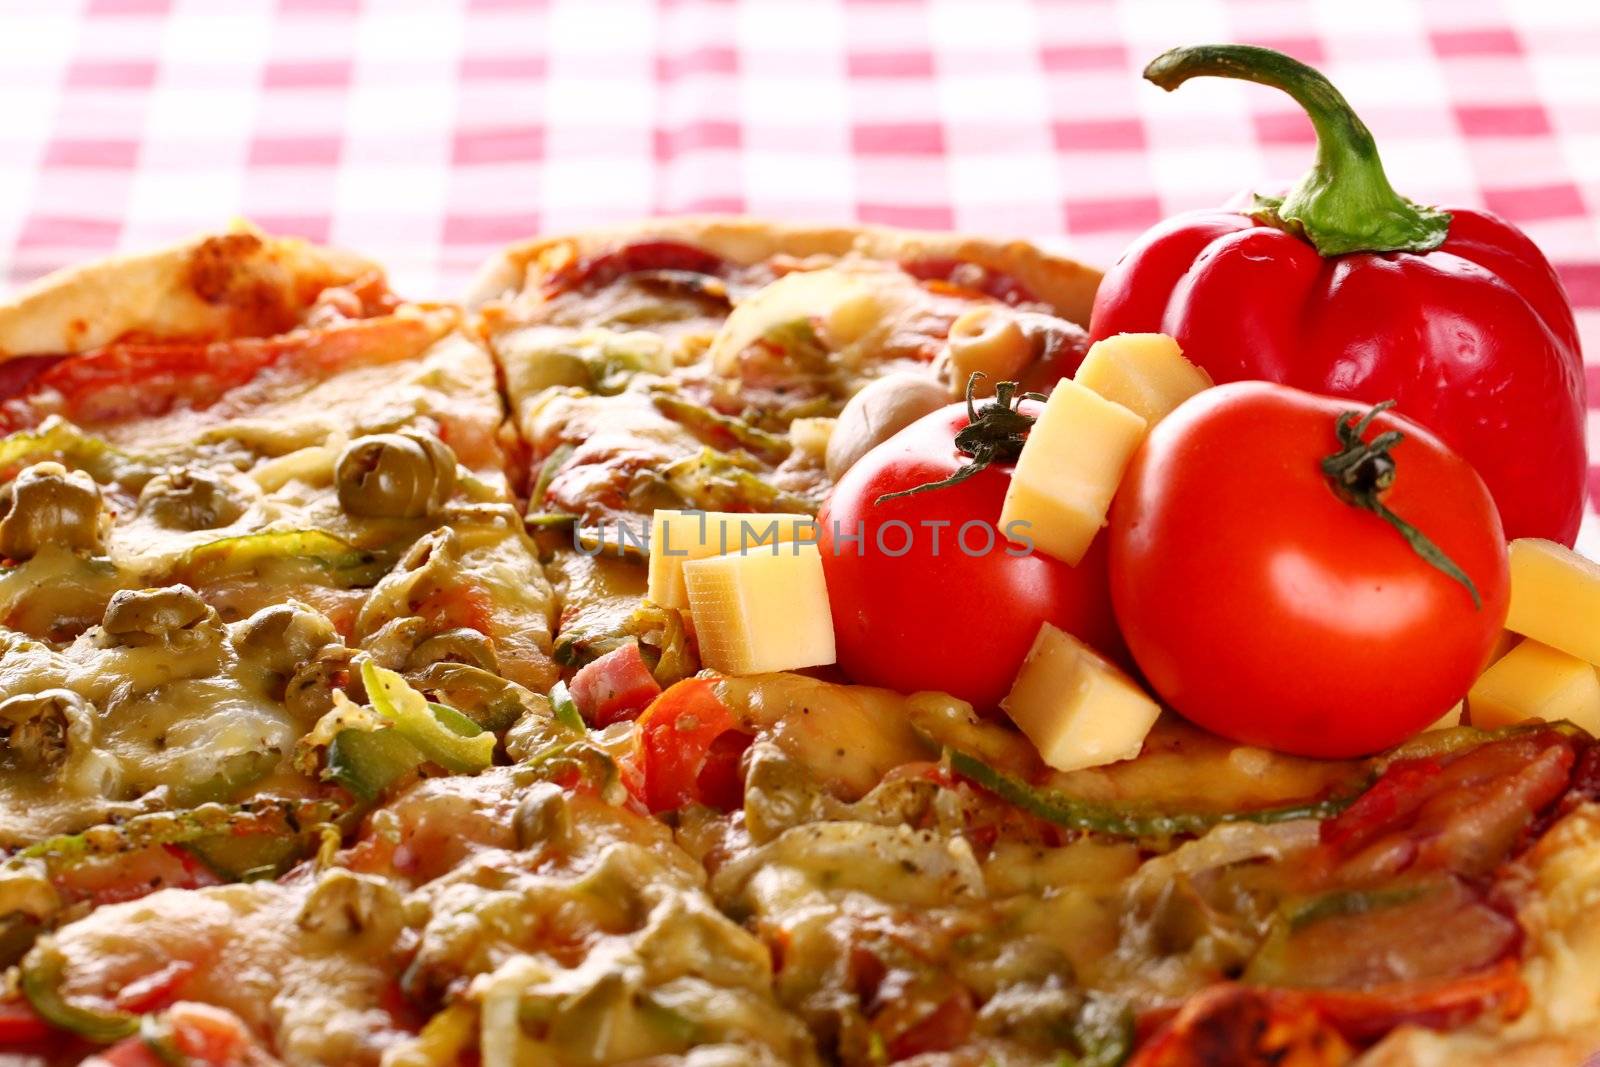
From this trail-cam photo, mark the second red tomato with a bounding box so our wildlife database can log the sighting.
[1107,382,1509,758]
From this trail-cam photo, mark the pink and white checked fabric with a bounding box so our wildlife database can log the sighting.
[2,0,1598,547]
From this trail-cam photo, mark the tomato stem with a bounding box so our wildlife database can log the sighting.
[873,372,1045,505]
[1321,401,1482,608]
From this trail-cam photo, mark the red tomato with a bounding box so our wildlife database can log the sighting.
[0,998,50,1044]
[819,398,1122,712]
[89,1040,169,1067]
[1108,382,1509,757]
[90,1003,264,1067]
[113,959,198,1014]
[52,844,220,909]
[625,679,751,812]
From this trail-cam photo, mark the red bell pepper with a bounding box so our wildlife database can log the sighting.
[1089,44,1586,546]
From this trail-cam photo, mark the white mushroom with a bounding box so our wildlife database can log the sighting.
[824,373,949,482]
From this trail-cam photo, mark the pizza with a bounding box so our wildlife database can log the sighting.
[0,218,1596,1067]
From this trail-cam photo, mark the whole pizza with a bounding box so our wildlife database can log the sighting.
[1,45,1597,1067]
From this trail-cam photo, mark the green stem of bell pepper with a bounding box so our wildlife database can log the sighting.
[1143,44,1452,256]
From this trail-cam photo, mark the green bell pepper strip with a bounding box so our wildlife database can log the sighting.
[1284,882,1433,931]
[185,831,315,884]
[650,392,793,462]
[946,749,1357,840]
[1065,995,1134,1067]
[325,727,427,802]
[20,940,138,1042]
[177,529,388,588]
[0,418,139,486]
[548,681,586,732]
[360,661,495,774]
[15,797,344,869]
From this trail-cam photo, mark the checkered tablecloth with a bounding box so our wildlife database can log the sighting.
[2,0,1597,548]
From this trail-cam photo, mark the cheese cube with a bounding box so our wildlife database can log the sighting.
[1000,380,1147,566]
[1424,701,1464,732]
[1485,630,1520,669]
[1468,639,1600,734]
[1505,538,1600,666]
[648,510,817,609]
[1001,623,1161,773]
[683,542,835,675]
[1073,333,1212,427]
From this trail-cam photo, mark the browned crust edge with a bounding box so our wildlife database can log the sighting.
[463,215,1105,326]
[0,222,382,360]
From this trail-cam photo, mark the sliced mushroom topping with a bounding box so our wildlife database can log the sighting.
[334,430,458,519]
[297,869,403,941]
[137,467,246,530]
[408,661,532,733]
[353,527,461,640]
[360,616,429,670]
[284,646,360,725]
[407,627,499,673]
[0,689,88,776]
[514,781,572,849]
[824,372,949,481]
[97,585,220,651]
[0,462,106,560]
[232,602,340,682]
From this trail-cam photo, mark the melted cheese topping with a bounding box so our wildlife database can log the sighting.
[52,878,405,1066]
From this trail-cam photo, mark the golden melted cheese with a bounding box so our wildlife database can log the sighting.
[51,878,405,1066]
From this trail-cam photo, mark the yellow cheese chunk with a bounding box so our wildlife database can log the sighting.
[1486,630,1520,669]
[1468,639,1600,734]
[647,509,817,609]
[1001,622,1161,773]
[1505,538,1600,666]
[683,542,836,675]
[999,379,1146,566]
[1424,701,1464,732]
[1073,332,1212,426]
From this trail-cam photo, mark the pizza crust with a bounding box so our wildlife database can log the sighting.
[465,215,1105,326]
[0,221,381,359]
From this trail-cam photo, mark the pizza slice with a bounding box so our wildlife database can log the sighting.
[0,227,557,865]
[475,218,1100,537]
